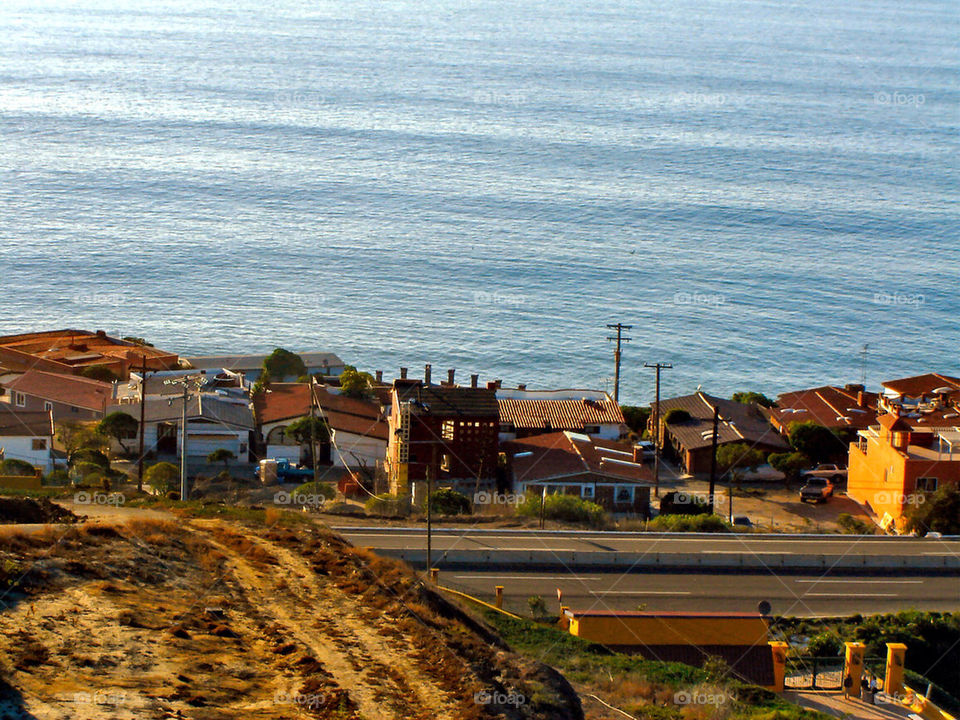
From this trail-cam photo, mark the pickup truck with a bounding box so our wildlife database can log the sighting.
[800,464,847,481]
[256,458,315,483]
[799,477,835,503]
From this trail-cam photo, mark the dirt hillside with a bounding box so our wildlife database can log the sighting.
[0,511,582,720]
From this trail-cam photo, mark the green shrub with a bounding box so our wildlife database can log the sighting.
[0,458,37,476]
[527,595,547,616]
[72,461,106,480]
[69,448,110,470]
[44,469,70,486]
[517,493,608,527]
[294,481,334,498]
[647,513,732,533]
[837,513,875,535]
[806,632,843,656]
[364,494,409,517]
[660,491,710,516]
[429,488,472,515]
[144,462,180,494]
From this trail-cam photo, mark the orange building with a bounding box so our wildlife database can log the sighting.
[847,414,960,531]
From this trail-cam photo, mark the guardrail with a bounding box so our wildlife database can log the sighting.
[374,548,960,571]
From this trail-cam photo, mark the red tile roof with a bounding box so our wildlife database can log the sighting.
[254,384,388,440]
[768,384,878,431]
[505,431,651,484]
[497,392,624,430]
[0,329,178,376]
[881,373,960,398]
[4,370,113,413]
[0,406,53,437]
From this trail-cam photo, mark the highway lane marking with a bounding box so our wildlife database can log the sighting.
[452,575,594,580]
[804,593,898,598]
[795,579,923,584]
[703,551,793,555]
[589,591,692,596]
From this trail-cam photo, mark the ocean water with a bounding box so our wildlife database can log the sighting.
[0,0,957,403]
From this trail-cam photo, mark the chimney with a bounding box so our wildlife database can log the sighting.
[857,390,866,408]
[400,367,408,380]
[375,370,383,384]
[487,381,498,390]
[471,374,479,388]
[633,445,643,463]
[424,364,432,385]
[447,368,455,385]
[517,383,527,391]
[495,379,502,389]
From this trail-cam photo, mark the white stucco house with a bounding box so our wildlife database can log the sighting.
[0,405,54,473]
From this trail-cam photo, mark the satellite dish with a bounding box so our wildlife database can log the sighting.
[757,600,772,616]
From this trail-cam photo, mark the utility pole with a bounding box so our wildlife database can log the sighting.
[309,379,320,486]
[136,356,147,493]
[179,382,188,500]
[644,362,672,498]
[606,323,632,403]
[708,404,719,514]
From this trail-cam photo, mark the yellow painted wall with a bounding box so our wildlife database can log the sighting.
[569,614,768,646]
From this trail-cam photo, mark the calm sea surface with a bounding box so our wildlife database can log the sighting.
[0,0,957,402]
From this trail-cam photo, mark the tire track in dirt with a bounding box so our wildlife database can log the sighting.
[190,520,457,720]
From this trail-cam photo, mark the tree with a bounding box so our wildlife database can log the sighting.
[144,461,179,495]
[262,348,306,381]
[97,411,138,454]
[80,365,118,382]
[732,391,776,408]
[338,366,375,400]
[905,485,960,536]
[769,451,809,485]
[207,448,236,475]
[664,408,691,424]
[788,421,840,464]
[58,422,109,454]
[716,443,767,487]
[283,416,330,446]
[429,488,472,515]
[620,405,650,435]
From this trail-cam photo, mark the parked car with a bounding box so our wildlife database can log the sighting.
[799,477,835,503]
[801,464,847,481]
[732,515,753,528]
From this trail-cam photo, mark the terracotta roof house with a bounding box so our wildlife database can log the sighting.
[766,383,878,434]
[387,379,499,495]
[253,383,387,470]
[0,405,54,473]
[496,388,625,441]
[1,370,113,422]
[503,431,652,515]
[876,373,960,428]
[650,392,789,475]
[0,329,179,379]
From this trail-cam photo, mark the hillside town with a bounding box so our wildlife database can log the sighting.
[1,327,957,535]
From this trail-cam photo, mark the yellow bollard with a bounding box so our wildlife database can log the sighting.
[558,606,570,631]
[885,643,907,698]
[430,568,439,584]
[769,642,789,693]
[495,585,504,609]
[843,642,866,699]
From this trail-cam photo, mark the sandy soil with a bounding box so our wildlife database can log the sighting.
[0,512,582,720]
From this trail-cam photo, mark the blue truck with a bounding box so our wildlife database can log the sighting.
[256,458,315,483]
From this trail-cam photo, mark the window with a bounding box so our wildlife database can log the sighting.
[70,406,79,413]
[916,477,938,493]
[441,420,455,441]
[499,422,513,433]
[15,392,26,407]
[583,425,600,435]
[615,487,633,503]
[582,485,594,498]
[44,401,53,412]
[32,438,47,451]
